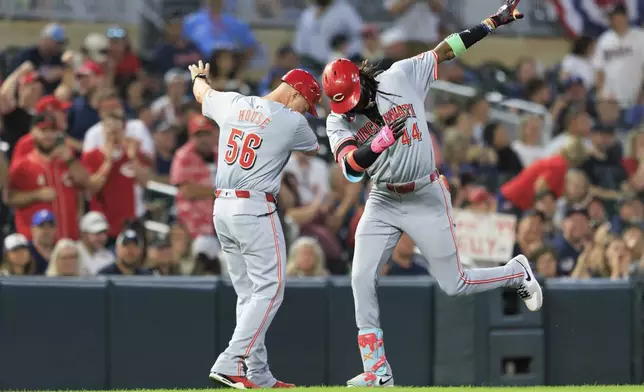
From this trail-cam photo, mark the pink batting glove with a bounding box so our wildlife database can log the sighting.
[370,125,395,153]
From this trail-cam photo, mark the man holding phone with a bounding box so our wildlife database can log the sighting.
[7,113,90,240]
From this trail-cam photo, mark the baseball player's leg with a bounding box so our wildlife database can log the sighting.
[405,180,542,310]
[211,212,255,381]
[230,260,276,386]
[212,208,286,387]
[348,202,401,387]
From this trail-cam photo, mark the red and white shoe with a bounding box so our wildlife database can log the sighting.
[209,372,259,389]
[272,380,295,388]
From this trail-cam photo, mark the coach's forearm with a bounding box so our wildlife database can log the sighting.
[193,77,211,104]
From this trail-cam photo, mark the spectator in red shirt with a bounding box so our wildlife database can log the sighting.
[499,136,587,215]
[105,26,141,96]
[170,114,218,238]
[7,114,90,240]
[82,111,151,241]
[13,95,72,162]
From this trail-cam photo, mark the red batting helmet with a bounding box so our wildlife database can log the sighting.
[281,69,322,116]
[322,58,361,114]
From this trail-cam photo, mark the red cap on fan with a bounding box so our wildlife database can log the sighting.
[281,69,322,116]
[322,58,361,114]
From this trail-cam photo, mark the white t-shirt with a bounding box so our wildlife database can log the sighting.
[284,156,330,205]
[545,133,592,157]
[511,141,546,167]
[561,54,595,89]
[293,1,363,64]
[83,119,155,216]
[593,28,644,107]
[77,241,115,276]
[382,0,440,45]
[151,95,190,126]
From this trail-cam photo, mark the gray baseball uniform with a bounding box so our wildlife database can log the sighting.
[326,51,526,376]
[203,91,319,386]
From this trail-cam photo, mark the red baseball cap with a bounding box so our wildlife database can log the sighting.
[188,114,216,135]
[76,61,104,76]
[35,95,72,115]
[322,58,361,114]
[281,69,322,116]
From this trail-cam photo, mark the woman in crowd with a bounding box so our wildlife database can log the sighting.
[622,129,644,191]
[45,239,83,277]
[286,237,329,277]
[0,233,36,276]
[482,121,523,184]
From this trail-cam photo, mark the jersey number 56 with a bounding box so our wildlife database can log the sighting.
[224,128,263,170]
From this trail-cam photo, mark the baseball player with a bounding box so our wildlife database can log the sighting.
[322,0,542,387]
[188,60,322,389]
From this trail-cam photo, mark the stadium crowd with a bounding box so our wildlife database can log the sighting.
[0,0,643,281]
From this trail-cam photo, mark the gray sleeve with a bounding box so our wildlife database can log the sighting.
[392,50,440,100]
[202,91,241,125]
[291,115,319,152]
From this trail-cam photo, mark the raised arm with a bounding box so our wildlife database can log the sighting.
[189,60,213,104]
[433,0,524,64]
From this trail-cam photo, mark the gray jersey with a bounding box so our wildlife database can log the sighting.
[203,91,319,195]
[326,50,439,184]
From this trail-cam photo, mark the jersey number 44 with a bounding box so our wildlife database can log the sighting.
[224,128,264,170]
[400,122,422,146]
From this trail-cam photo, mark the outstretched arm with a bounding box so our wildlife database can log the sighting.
[189,60,213,104]
[433,0,524,64]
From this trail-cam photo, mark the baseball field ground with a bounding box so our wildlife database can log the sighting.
[42,387,643,392]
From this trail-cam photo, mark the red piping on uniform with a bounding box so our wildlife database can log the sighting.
[430,51,439,80]
[437,180,524,284]
[240,202,283,374]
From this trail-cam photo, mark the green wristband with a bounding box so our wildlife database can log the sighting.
[445,33,467,57]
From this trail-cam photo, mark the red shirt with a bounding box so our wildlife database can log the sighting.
[82,148,149,237]
[500,155,568,211]
[622,157,639,176]
[116,52,141,76]
[9,151,81,239]
[170,141,216,238]
[12,133,35,163]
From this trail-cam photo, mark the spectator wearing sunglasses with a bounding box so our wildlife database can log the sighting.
[105,25,141,97]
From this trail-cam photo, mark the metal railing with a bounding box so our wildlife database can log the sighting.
[427,80,553,144]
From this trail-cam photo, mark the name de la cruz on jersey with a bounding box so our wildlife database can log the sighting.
[354,103,417,144]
